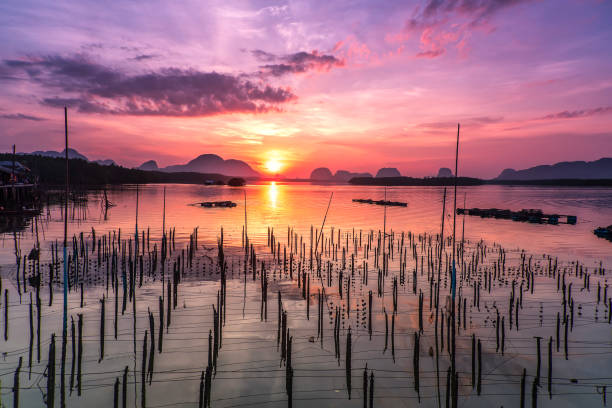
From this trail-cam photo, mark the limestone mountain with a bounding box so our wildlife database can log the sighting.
[375,167,401,178]
[437,167,453,177]
[309,168,373,181]
[137,160,159,171]
[310,167,334,180]
[162,154,259,177]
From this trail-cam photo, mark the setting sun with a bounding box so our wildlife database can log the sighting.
[264,158,283,173]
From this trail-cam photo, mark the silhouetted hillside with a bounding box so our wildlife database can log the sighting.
[1,154,229,186]
[162,154,259,177]
[310,167,334,180]
[375,168,401,178]
[138,160,159,171]
[26,148,116,166]
[29,148,88,161]
[497,158,612,180]
[437,167,453,177]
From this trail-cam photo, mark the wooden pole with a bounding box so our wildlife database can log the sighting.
[450,123,460,408]
[61,106,69,408]
[315,193,333,256]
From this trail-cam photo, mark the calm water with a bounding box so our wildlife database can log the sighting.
[3,182,611,264]
[0,182,611,407]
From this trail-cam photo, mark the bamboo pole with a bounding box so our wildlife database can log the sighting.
[61,106,69,408]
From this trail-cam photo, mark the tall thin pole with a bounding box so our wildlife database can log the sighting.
[451,123,460,280]
[11,144,15,184]
[135,185,139,244]
[133,184,139,406]
[383,186,387,275]
[451,123,460,408]
[62,107,69,408]
[244,190,248,250]
[315,192,333,255]
[461,193,466,262]
[162,187,166,237]
[435,188,447,408]
[63,107,69,334]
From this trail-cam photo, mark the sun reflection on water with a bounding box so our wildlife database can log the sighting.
[268,181,278,209]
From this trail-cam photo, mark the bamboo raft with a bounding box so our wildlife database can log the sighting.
[594,225,612,241]
[197,201,237,208]
[457,207,577,225]
[352,198,407,207]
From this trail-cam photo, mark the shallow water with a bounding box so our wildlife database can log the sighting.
[0,182,611,407]
[4,182,611,264]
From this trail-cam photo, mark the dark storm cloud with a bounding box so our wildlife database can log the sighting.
[2,55,296,117]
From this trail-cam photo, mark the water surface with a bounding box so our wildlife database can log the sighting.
[0,182,610,408]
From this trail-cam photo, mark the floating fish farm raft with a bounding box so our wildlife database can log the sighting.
[352,198,408,207]
[197,200,237,208]
[457,207,577,224]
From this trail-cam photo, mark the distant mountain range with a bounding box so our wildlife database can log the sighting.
[137,154,259,177]
[310,167,372,181]
[26,148,116,166]
[22,149,258,177]
[313,158,612,182]
[20,148,612,181]
[497,158,612,180]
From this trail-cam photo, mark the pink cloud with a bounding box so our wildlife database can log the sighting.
[399,0,535,58]
[539,106,612,120]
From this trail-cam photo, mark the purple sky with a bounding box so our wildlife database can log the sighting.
[1,0,611,177]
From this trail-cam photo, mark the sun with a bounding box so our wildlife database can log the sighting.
[265,158,283,173]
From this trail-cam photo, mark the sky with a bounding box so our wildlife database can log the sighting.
[0,0,611,178]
